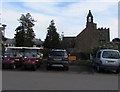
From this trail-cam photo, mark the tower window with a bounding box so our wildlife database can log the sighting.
[88,17,92,22]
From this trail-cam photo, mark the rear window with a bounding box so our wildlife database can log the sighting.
[102,51,120,59]
[49,51,67,56]
[4,53,16,58]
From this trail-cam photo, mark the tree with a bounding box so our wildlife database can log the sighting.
[43,20,61,49]
[14,13,35,47]
[112,38,120,43]
[2,36,7,41]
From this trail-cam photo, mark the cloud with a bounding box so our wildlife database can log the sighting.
[97,18,118,40]
[23,2,61,16]
[22,1,117,18]
[2,0,119,2]
[2,1,119,41]
[2,9,21,38]
[33,12,83,40]
[1,9,50,40]
[31,13,56,41]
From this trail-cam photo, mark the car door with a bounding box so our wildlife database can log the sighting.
[94,51,101,65]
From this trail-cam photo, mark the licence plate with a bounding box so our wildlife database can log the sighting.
[52,64,63,67]
[108,61,115,63]
[15,59,19,61]
[53,58,62,61]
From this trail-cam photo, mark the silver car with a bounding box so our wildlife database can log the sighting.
[93,49,120,73]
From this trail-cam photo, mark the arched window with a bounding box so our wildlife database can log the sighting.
[88,17,92,22]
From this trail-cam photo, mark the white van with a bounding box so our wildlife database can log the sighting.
[93,49,120,73]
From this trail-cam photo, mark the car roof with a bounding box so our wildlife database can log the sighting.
[51,49,66,51]
[6,47,43,50]
[99,49,119,52]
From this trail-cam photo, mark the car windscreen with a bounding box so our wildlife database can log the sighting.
[49,51,66,56]
[23,50,38,58]
[102,51,120,59]
[4,53,16,58]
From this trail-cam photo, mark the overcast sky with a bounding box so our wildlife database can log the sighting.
[1,0,119,41]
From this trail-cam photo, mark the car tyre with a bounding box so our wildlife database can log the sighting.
[64,66,69,71]
[115,69,119,74]
[2,65,5,69]
[92,62,96,69]
[32,65,37,71]
[11,64,16,69]
[21,65,25,70]
[96,65,102,72]
[47,66,51,70]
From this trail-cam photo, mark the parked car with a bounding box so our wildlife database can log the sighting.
[2,53,23,69]
[47,49,69,70]
[0,55,3,60]
[93,49,120,73]
[22,53,41,71]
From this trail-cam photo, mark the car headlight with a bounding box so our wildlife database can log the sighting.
[24,57,27,59]
[32,62,35,64]
[11,61,15,63]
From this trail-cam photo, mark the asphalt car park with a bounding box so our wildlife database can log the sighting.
[2,62,119,90]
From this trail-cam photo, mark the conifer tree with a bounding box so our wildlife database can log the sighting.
[14,13,35,47]
[43,20,61,49]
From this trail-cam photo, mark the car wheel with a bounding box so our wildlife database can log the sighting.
[37,63,40,68]
[21,65,25,70]
[64,66,69,71]
[2,64,5,69]
[47,66,51,70]
[92,62,96,69]
[11,64,16,69]
[32,65,37,71]
[115,69,119,74]
[96,65,101,72]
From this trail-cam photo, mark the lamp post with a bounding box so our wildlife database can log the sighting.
[0,25,3,55]
[0,24,7,55]
[2,24,7,37]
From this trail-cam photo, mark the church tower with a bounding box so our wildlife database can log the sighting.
[87,10,93,24]
[86,10,97,29]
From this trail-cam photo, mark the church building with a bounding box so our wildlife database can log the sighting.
[74,10,110,54]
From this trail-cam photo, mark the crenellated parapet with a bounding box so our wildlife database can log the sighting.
[97,27,109,30]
